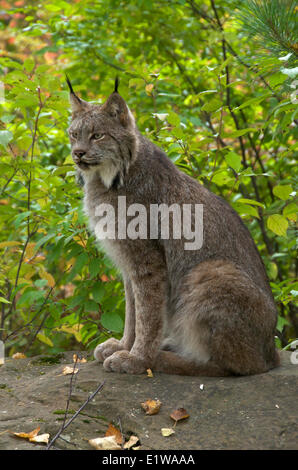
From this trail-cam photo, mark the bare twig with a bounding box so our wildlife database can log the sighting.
[46,379,106,450]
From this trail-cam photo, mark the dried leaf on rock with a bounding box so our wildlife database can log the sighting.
[88,436,121,450]
[12,426,40,440]
[123,435,139,449]
[105,423,123,445]
[60,365,79,376]
[161,428,175,437]
[72,354,87,363]
[141,399,162,415]
[11,426,49,444]
[12,352,26,359]
[170,407,190,423]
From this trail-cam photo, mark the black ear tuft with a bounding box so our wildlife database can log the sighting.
[114,76,119,93]
[65,74,75,95]
[66,74,90,117]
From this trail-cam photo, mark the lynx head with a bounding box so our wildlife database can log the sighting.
[67,76,138,188]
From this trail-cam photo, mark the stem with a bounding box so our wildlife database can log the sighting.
[46,380,106,450]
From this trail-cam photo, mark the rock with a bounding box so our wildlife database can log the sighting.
[0,351,297,450]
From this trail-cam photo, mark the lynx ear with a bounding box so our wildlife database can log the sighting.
[101,78,135,128]
[66,75,90,118]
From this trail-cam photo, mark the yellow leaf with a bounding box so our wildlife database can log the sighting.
[161,428,175,437]
[170,407,190,423]
[0,241,21,248]
[41,271,55,287]
[267,214,288,237]
[12,426,40,440]
[145,83,154,95]
[88,436,121,450]
[146,368,154,378]
[63,365,79,375]
[73,235,86,247]
[24,243,36,260]
[61,365,79,376]
[37,333,54,347]
[12,352,26,359]
[29,433,49,444]
[56,324,82,342]
[24,269,35,280]
[31,255,45,263]
[72,353,87,363]
[105,423,123,445]
[141,399,162,415]
[123,435,139,449]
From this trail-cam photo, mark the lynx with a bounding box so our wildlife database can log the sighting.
[67,77,279,376]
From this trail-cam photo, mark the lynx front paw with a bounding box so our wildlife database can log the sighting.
[94,338,127,363]
[103,350,147,374]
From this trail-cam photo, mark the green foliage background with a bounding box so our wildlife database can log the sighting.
[0,0,297,356]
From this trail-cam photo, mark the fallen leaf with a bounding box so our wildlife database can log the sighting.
[146,368,153,378]
[61,366,79,376]
[29,433,50,444]
[88,436,121,450]
[123,435,139,449]
[141,399,162,415]
[72,354,87,363]
[12,352,26,359]
[170,407,190,423]
[12,426,43,442]
[161,428,175,437]
[105,423,123,445]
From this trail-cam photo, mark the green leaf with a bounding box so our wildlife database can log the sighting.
[267,214,288,237]
[237,198,265,208]
[52,165,74,176]
[92,284,105,303]
[267,73,287,88]
[233,203,260,219]
[37,333,54,347]
[0,58,23,69]
[233,93,270,111]
[101,311,123,333]
[0,297,11,304]
[222,128,258,138]
[212,170,233,186]
[267,262,278,280]
[85,299,99,312]
[24,58,35,72]
[89,259,102,278]
[283,202,297,221]
[201,99,222,113]
[128,78,144,89]
[225,151,241,172]
[273,184,293,201]
[0,130,13,148]
[167,111,180,127]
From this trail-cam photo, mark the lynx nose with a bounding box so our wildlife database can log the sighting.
[73,149,86,160]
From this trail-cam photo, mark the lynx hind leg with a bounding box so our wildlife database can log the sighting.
[156,260,278,377]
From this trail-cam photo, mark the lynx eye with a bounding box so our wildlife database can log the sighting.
[92,133,105,141]
[69,131,78,139]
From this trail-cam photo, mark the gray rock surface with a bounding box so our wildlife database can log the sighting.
[0,351,297,450]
